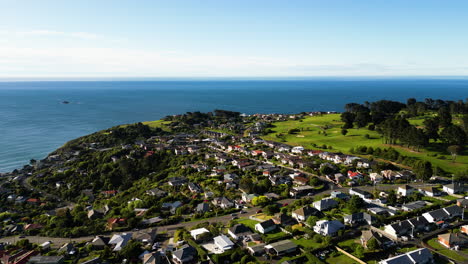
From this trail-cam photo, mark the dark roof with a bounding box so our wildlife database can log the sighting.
[293,206,318,217]
[258,219,276,229]
[444,205,463,216]
[173,245,197,260]
[229,224,251,234]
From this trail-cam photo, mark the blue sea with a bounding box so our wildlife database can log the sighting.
[1,78,467,172]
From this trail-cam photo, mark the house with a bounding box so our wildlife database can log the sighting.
[383,217,429,238]
[87,209,103,220]
[106,218,126,230]
[133,228,157,244]
[272,213,297,226]
[247,243,266,256]
[168,177,187,187]
[292,206,319,222]
[28,256,65,264]
[369,173,383,183]
[269,175,291,185]
[313,198,338,211]
[265,240,297,256]
[397,185,414,197]
[172,245,197,264]
[422,205,463,223]
[331,173,346,183]
[378,248,433,264]
[24,223,43,231]
[224,173,238,182]
[418,187,440,197]
[91,236,110,250]
[242,193,259,203]
[255,219,277,234]
[313,220,344,236]
[228,224,252,240]
[188,182,202,193]
[213,235,235,252]
[212,197,234,209]
[162,201,183,214]
[349,188,372,199]
[457,199,468,209]
[402,201,427,212]
[293,176,309,186]
[262,151,274,159]
[360,230,394,249]
[330,191,349,200]
[190,228,210,240]
[291,146,305,154]
[347,171,363,180]
[443,182,464,195]
[143,252,163,264]
[461,225,468,234]
[343,212,375,226]
[196,203,210,213]
[289,185,315,197]
[58,243,77,255]
[108,233,132,251]
[438,233,468,248]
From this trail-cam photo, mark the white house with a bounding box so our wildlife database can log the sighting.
[255,219,277,234]
[443,183,464,195]
[397,185,414,197]
[313,220,344,236]
[291,146,305,154]
[190,228,210,240]
[313,198,338,211]
[213,235,234,252]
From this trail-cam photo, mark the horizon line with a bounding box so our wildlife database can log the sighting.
[1,75,468,82]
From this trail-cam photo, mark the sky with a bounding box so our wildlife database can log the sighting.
[1,0,468,78]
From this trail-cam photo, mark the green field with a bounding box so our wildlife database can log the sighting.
[325,252,359,264]
[427,238,467,262]
[262,114,467,174]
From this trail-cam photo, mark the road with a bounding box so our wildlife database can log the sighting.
[0,198,297,246]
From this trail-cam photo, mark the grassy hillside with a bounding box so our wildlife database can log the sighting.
[262,114,467,174]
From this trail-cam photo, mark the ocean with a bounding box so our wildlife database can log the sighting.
[1,78,467,172]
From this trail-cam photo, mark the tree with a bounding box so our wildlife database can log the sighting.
[423,118,439,141]
[309,177,321,186]
[306,216,319,227]
[263,204,280,215]
[251,196,269,206]
[354,244,365,258]
[355,111,371,128]
[447,145,462,162]
[341,112,355,129]
[239,178,253,193]
[440,125,467,146]
[347,195,365,213]
[387,191,397,205]
[416,161,432,181]
[341,129,348,136]
[366,237,379,251]
[438,106,452,127]
[119,240,143,261]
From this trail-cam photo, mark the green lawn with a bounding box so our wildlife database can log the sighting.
[325,252,359,264]
[142,120,172,130]
[427,238,467,262]
[236,218,259,231]
[292,238,323,249]
[337,239,358,251]
[262,114,468,174]
[265,230,289,241]
[440,195,459,201]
